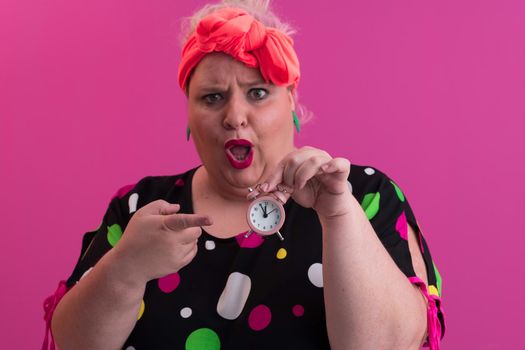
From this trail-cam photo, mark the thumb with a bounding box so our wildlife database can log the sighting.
[159,203,181,216]
[140,199,180,215]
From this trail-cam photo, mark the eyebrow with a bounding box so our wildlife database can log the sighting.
[195,78,268,91]
[238,79,267,87]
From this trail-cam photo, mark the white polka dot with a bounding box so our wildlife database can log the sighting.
[217,272,252,320]
[205,240,216,250]
[180,307,192,318]
[80,267,93,280]
[125,347,136,350]
[347,181,353,194]
[307,263,323,288]
[129,193,139,213]
[364,167,375,175]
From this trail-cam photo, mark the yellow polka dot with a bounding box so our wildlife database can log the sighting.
[137,300,145,320]
[428,285,439,296]
[276,248,287,260]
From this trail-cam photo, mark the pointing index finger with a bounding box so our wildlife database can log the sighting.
[162,213,213,232]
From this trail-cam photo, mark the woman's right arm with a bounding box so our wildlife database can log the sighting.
[51,200,212,350]
[51,248,147,350]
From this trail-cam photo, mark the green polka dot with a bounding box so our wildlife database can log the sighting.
[433,261,442,296]
[185,328,220,350]
[107,224,123,247]
[361,192,380,220]
[390,180,405,202]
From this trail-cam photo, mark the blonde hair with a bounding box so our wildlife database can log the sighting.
[179,0,296,45]
[179,0,313,124]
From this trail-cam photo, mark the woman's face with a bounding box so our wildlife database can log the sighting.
[187,52,296,191]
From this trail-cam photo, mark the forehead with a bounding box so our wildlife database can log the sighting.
[190,52,265,88]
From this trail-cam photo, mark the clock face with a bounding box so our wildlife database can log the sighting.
[247,196,285,235]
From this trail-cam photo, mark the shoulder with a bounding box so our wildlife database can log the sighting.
[109,167,199,205]
[349,163,401,200]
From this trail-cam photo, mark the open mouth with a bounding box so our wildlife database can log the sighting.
[229,145,251,161]
[224,139,254,169]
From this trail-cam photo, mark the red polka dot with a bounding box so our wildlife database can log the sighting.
[158,273,180,293]
[175,178,185,186]
[248,305,271,331]
[395,211,408,240]
[292,304,304,317]
[236,231,264,248]
[111,183,136,200]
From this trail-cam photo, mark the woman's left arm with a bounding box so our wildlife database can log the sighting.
[319,193,427,350]
[260,146,428,350]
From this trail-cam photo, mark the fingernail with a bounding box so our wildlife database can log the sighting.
[321,164,330,171]
[274,191,287,204]
[261,183,269,192]
[247,191,260,200]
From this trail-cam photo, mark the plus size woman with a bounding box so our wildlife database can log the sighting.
[45,1,445,349]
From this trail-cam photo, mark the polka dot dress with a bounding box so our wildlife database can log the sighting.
[64,164,444,349]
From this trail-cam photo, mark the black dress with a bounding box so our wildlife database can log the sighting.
[60,163,445,349]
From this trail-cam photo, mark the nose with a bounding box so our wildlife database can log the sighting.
[223,92,248,130]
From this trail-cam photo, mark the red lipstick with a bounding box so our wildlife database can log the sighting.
[224,139,254,169]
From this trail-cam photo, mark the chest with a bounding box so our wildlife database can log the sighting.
[126,207,329,349]
[192,193,251,238]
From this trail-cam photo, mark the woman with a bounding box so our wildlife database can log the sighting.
[45,1,444,349]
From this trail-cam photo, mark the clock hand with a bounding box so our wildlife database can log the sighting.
[267,208,277,215]
[259,203,268,217]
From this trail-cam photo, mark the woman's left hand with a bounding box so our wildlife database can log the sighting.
[251,146,352,219]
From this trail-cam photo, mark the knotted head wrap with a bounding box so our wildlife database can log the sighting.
[178,7,300,92]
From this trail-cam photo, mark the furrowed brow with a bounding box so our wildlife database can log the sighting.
[238,78,268,87]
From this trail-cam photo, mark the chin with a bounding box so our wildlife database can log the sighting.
[224,166,263,188]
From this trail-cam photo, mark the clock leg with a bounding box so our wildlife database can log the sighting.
[276,231,284,241]
[244,230,253,239]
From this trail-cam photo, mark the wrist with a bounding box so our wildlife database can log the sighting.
[315,190,356,221]
[101,248,149,293]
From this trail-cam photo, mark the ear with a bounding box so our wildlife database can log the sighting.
[184,82,190,98]
[287,86,296,110]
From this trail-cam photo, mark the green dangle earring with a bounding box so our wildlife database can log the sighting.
[292,110,300,133]
[186,126,191,141]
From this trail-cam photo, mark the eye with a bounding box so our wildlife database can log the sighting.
[202,93,223,104]
[248,88,268,100]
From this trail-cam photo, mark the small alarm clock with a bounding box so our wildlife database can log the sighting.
[245,195,285,241]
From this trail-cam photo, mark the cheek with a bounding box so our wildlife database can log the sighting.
[257,110,292,138]
[189,106,216,135]
[188,111,220,153]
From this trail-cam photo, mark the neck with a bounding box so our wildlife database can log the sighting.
[194,166,253,204]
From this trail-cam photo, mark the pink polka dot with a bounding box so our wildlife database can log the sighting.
[111,183,136,200]
[248,305,271,331]
[292,304,304,317]
[395,211,408,240]
[236,231,264,248]
[175,178,185,186]
[158,273,180,293]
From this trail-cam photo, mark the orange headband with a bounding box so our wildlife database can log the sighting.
[178,7,300,91]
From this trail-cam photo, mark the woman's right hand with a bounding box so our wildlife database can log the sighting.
[110,199,213,285]
[52,199,211,350]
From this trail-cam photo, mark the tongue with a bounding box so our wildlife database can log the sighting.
[230,146,250,160]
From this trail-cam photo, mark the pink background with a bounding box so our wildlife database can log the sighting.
[1,0,524,348]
